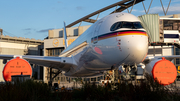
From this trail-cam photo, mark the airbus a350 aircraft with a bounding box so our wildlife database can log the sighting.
[0,13,178,85]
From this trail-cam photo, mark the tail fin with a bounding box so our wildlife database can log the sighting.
[63,21,68,48]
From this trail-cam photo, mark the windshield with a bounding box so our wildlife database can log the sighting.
[133,22,143,29]
[121,22,133,28]
[110,22,143,31]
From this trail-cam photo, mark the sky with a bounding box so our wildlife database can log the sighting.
[0,0,180,40]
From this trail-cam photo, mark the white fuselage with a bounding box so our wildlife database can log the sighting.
[60,13,148,77]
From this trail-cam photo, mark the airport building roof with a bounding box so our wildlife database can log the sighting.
[0,35,44,45]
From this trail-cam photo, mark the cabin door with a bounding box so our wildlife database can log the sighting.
[92,21,102,44]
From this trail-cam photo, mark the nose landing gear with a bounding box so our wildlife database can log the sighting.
[122,65,137,74]
[119,64,137,80]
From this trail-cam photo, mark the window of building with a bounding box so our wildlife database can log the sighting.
[98,77,103,81]
[148,48,162,55]
[175,48,180,65]
[163,20,180,30]
[84,78,90,81]
[61,77,65,82]
[59,31,63,38]
[47,48,64,56]
[91,77,96,82]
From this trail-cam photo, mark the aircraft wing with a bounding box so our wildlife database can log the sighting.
[0,54,77,71]
[143,55,180,64]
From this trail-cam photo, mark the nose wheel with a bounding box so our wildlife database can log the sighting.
[123,65,137,74]
[120,64,137,80]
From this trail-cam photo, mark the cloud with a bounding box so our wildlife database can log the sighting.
[135,3,180,15]
[23,28,34,35]
[131,9,137,12]
[24,31,31,35]
[172,0,180,3]
[37,28,54,33]
[23,28,33,30]
[57,1,62,4]
[148,4,180,15]
[23,28,53,35]
[76,6,83,10]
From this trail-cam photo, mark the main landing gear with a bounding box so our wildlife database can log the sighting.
[48,68,62,87]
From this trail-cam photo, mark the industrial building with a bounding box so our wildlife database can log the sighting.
[0,34,44,82]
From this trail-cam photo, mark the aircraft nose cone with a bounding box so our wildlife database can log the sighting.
[136,43,145,51]
[126,35,148,64]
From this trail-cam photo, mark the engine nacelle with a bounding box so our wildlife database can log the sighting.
[145,57,177,85]
[2,57,32,81]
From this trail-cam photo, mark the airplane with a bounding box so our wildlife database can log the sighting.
[0,12,178,85]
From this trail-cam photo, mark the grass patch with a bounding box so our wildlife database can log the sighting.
[0,80,51,101]
[0,74,180,101]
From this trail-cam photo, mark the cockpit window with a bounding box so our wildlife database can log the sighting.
[121,22,133,28]
[110,22,122,31]
[133,22,143,29]
[110,22,143,31]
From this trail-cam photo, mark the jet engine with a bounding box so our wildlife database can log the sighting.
[145,57,177,85]
[2,57,32,81]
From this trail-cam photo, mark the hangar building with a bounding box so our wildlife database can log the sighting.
[0,35,44,82]
[43,25,93,84]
